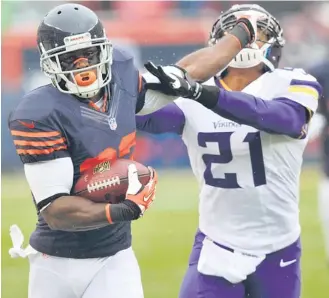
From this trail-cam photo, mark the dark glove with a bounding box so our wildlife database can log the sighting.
[233,14,257,45]
[144,61,203,100]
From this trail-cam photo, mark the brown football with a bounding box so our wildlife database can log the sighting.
[74,159,151,203]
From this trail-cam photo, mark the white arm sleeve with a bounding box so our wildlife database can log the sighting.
[24,157,74,206]
[138,68,183,115]
[138,90,177,115]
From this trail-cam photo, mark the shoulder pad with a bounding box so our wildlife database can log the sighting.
[9,84,63,123]
[269,68,322,97]
[273,67,317,82]
[112,46,134,63]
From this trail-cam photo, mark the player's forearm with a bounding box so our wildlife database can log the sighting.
[41,195,108,231]
[137,89,178,115]
[196,86,307,138]
[41,195,140,231]
[176,35,241,82]
[136,103,185,134]
[176,24,251,82]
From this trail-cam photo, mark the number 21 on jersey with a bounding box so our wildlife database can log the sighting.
[198,131,267,189]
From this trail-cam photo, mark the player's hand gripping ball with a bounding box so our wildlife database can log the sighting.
[74,159,152,204]
[125,163,158,215]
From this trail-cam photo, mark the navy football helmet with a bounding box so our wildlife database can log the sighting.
[209,4,285,72]
[37,3,113,98]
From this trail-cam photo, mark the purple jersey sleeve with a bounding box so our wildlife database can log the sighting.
[136,102,185,135]
[211,89,308,139]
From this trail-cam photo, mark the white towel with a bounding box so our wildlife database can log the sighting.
[197,237,265,284]
[8,224,37,258]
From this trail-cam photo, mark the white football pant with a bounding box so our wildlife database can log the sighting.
[27,247,144,298]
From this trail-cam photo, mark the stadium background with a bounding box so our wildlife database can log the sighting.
[1,1,328,297]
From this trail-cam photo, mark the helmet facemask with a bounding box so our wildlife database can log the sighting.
[39,31,113,99]
[209,4,285,75]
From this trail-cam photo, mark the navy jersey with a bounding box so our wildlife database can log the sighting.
[8,47,144,258]
[308,62,329,177]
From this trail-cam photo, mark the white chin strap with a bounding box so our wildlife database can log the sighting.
[228,42,274,71]
[215,42,276,78]
[230,47,263,68]
[223,38,274,70]
[67,83,101,98]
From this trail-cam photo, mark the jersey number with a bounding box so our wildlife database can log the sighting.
[80,131,136,173]
[197,132,267,189]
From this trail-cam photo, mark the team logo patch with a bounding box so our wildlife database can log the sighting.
[108,117,117,131]
[93,161,111,174]
[64,32,92,51]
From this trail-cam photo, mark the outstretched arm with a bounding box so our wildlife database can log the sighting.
[176,35,242,82]
[141,63,321,139]
[136,31,247,115]
[136,85,308,139]
[175,17,255,82]
[136,103,185,135]
[136,15,255,115]
[195,87,310,138]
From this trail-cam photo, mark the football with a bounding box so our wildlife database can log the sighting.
[74,159,151,203]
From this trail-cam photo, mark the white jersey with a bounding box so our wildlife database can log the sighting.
[175,68,320,255]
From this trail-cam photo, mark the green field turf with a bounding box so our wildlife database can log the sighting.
[2,168,328,297]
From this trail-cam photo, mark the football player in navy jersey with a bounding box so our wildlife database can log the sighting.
[8,3,256,298]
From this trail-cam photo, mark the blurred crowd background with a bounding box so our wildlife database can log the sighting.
[2,0,326,171]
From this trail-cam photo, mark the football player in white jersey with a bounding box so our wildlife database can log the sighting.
[137,4,322,298]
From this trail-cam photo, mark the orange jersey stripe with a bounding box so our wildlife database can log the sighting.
[11,130,61,138]
[80,147,117,173]
[17,145,67,155]
[14,137,66,147]
[119,131,136,157]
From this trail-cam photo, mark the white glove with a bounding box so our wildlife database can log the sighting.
[142,65,185,84]
[125,164,158,215]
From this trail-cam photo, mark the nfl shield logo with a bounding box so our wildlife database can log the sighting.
[108,117,117,130]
